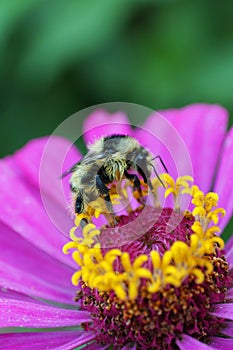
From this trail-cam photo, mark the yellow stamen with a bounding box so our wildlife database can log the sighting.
[62,241,79,254]
[163,174,194,211]
[63,174,226,301]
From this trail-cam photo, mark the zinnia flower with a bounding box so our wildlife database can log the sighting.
[1,104,233,350]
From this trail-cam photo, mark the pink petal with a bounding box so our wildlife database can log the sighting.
[209,337,233,350]
[210,303,233,320]
[0,288,39,303]
[0,331,95,350]
[14,136,81,207]
[226,288,233,300]
[83,109,134,145]
[135,110,194,181]
[14,136,82,236]
[134,113,193,212]
[168,104,228,192]
[53,332,95,350]
[0,297,90,328]
[214,127,233,230]
[149,104,228,192]
[176,334,217,350]
[226,244,233,269]
[121,345,137,350]
[0,220,75,303]
[0,159,75,268]
[83,343,108,350]
[0,261,75,305]
[221,321,233,337]
[225,233,233,254]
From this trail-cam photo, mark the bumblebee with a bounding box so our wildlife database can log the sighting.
[63,135,167,225]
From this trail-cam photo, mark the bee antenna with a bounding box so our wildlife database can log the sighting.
[59,169,71,179]
[152,155,168,173]
[59,162,80,179]
[150,163,166,187]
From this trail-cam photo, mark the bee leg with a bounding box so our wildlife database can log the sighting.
[147,179,154,192]
[124,170,145,204]
[124,170,141,191]
[136,166,155,194]
[137,166,148,184]
[95,175,117,225]
[145,177,159,207]
[75,193,84,215]
[75,194,89,228]
[80,217,88,228]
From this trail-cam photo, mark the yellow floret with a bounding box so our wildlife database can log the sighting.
[163,174,194,211]
[63,174,226,301]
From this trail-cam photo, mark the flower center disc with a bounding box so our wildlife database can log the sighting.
[76,207,229,349]
[99,207,192,253]
[63,175,231,349]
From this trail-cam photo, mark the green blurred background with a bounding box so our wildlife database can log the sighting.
[1,0,233,157]
[1,0,233,236]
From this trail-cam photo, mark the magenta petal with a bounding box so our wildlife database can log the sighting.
[221,321,233,337]
[210,303,233,320]
[226,246,233,269]
[209,337,233,350]
[226,288,233,300]
[225,234,233,254]
[14,136,82,208]
[0,331,95,350]
[0,288,40,303]
[0,261,75,305]
[214,127,233,230]
[159,104,228,193]
[83,109,134,144]
[13,136,82,238]
[135,112,193,182]
[0,159,75,267]
[53,332,95,350]
[0,297,90,328]
[176,334,216,350]
[135,112,193,214]
[83,343,108,350]
[0,221,75,303]
[225,234,233,271]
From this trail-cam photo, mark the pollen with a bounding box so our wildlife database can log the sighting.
[63,175,230,348]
